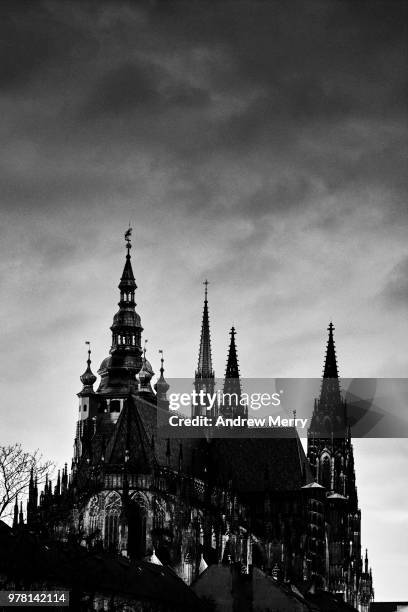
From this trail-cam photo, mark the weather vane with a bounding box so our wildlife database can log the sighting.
[125,225,132,248]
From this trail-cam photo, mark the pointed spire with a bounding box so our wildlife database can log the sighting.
[13,496,18,529]
[308,321,346,438]
[196,280,214,379]
[54,470,61,496]
[222,326,246,417]
[61,463,68,493]
[323,322,339,379]
[120,226,137,290]
[319,322,342,410]
[193,281,215,417]
[98,231,144,393]
[19,501,24,526]
[224,326,240,380]
[79,341,97,393]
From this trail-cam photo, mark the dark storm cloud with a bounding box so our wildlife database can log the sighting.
[382,256,408,307]
[0,2,97,90]
[82,60,210,118]
[0,0,405,227]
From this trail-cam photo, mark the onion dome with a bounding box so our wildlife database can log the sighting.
[154,350,170,401]
[98,355,112,374]
[136,341,155,394]
[136,359,154,387]
[112,309,141,328]
[79,342,97,394]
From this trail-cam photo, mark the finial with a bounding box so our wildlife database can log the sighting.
[155,349,169,399]
[80,340,97,391]
[143,339,148,361]
[124,226,132,253]
[203,279,209,301]
[85,340,91,364]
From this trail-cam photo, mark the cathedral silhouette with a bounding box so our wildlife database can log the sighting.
[20,232,374,611]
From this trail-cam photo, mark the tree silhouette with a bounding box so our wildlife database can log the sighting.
[0,443,54,521]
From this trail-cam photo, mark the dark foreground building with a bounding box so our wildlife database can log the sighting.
[15,234,373,611]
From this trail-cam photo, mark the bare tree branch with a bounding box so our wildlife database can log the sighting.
[0,443,55,521]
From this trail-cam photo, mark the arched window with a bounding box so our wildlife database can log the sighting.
[104,493,121,551]
[321,456,331,489]
[88,495,100,535]
[128,492,149,559]
[153,500,165,530]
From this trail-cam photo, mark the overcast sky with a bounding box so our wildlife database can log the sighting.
[0,0,407,601]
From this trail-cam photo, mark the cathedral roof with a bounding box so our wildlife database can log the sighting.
[93,395,199,475]
[84,393,312,494]
[209,431,312,493]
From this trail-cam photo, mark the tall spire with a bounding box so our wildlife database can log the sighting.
[196,280,214,379]
[323,322,339,379]
[193,281,215,417]
[224,326,240,381]
[120,227,137,293]
[319,322,342,410]
[308,322,346,438]
[221,326,246,418]
[97,229,144,394]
